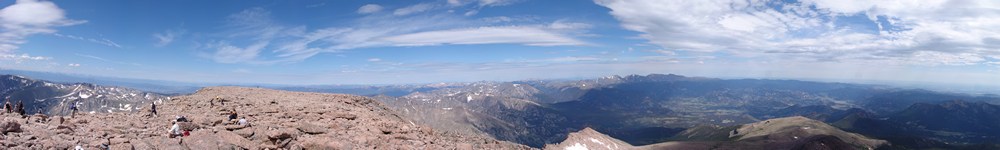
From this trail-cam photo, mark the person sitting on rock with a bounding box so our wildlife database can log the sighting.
[168,121,182,138]
[238,117,248,126]
[175,115,188,122]
[228,109,238,123]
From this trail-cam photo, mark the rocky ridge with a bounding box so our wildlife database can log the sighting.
[544,116,887,150]
[0,86,531,149]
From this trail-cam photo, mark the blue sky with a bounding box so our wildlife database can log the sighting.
[1,0,998,86]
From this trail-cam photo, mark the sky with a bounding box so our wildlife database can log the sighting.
[0,0,998,86]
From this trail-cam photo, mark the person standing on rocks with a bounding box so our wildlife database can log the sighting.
[69,101,78,118]
[16,100,25,116]
[3,99,10,113]
[150,102,158,117]
[211,96,225,107]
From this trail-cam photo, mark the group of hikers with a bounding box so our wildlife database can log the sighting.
[7,95,252,140]
[166,96,249,138]
[2,99,26,116]
[4,99,82,118]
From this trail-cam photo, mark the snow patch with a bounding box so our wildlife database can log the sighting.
[466,95,473,102]
[442,107,453,110]
[590,138,613,150]
[590,138,605,145]
[565,143,588,150]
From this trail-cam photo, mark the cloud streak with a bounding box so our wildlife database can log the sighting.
[52,33,122,48]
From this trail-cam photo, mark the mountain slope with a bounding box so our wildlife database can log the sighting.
[0,75,169,116]
[377,82,575,147]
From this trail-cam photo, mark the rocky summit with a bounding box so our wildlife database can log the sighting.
[0,86,531,149]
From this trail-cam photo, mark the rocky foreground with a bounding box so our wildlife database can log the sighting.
[0,86,532,149]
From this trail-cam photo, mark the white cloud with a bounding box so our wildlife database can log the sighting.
[67,63,79,67]
[357,4,383,14]
[0,0,84,54]
[394,3,435,16]
[367,58,382,62]
[380,26,586,46]
[153,30,183,47]
[905,51,985,66]
[208,41,268,64]
[651,50,676,55]
[447,0,519,7]
[0,53,50,63]
[463,10,478,16]
[594,0,1000,66]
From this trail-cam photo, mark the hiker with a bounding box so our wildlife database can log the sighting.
[69,101,78,118]
[238,117,248,126]
[3,99,11,113]
[150,103,158,117]
[16,100,25,116]
[210,96,219,107]
[168,121,182,138]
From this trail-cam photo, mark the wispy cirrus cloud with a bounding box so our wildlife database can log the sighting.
[75,53,142,66]
[52,33,121,48]
[205,3,590,65]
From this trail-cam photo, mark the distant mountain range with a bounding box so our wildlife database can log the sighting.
[295,74,1000,148]
[0,75,169,116]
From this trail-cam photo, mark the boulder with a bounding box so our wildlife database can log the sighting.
[108,143,134,150]
[217,130,260,150]
[183,131,222,150]
[223,124,248,130]
[233,128,255,138]
[1,121,21,134]
[300,137,350,150]
[329,113,357,120]
[296,122,328,134]
[177,122,199,131]
[267,128,300,140]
